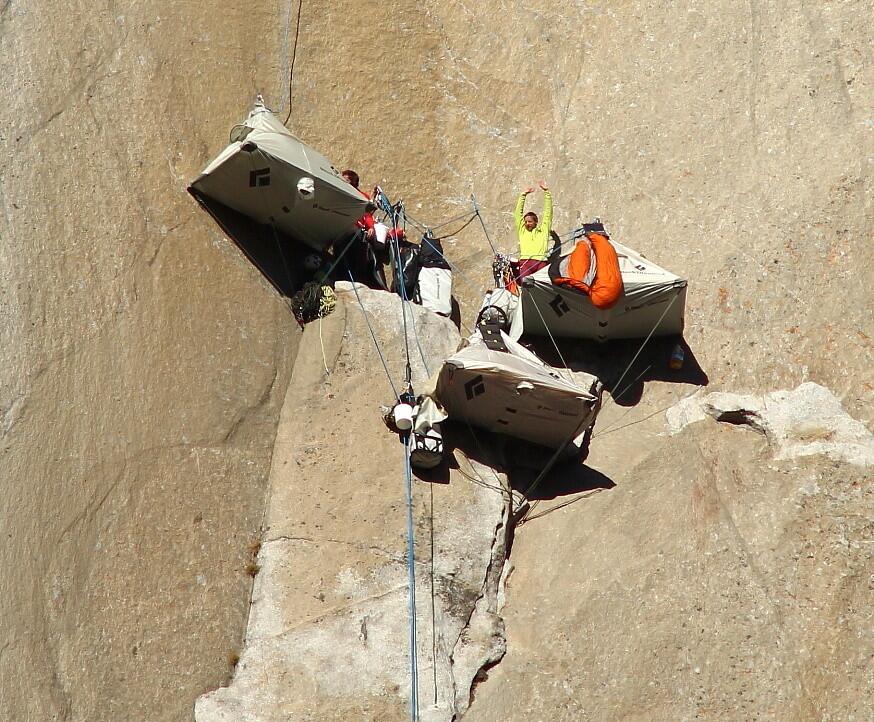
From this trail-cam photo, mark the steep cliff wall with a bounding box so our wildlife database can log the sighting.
[196,285,513,722]
[2,0,871,720]
[0,2,297,719]
[290,0,872,416]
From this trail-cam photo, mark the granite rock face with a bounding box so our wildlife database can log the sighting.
[195,285,511,722]
[0,2,298,720]
[475,402,873,722]
[668,382,874,466]
[2,0,872,720]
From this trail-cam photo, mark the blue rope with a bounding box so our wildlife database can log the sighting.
[403,434,420,720]
[386,203,413,389]
[378,187,421,720]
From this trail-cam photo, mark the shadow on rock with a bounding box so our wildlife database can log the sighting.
[412,455,452,484]
[525,334,709,408]
[411,422,495,485]
[449,296,463,332]
[436,422,507,477]
[507,457,615,501]
[430,422,615,503]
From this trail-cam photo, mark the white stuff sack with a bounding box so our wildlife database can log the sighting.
[418,267,452,316]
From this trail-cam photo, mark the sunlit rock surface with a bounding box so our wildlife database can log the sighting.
[2,0,871,720]
[0,3,298,720]
[196,285,510,722]
[668,382,874,466]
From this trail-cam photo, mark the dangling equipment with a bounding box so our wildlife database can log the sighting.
[290,282,336,326]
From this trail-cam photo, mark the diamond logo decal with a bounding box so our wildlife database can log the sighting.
[249,168,271,187]
[550,295,570,317]
[464,375,486,400]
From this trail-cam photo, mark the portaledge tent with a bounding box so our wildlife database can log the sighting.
[436,329,603,452]
[189,100,369,253]
[518,238,687,342]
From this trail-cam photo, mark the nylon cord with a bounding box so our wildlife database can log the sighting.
[346,270,399,398]
[523,487,607,522]
[514,422,582,523]
[406,302,432,378]
[470,194,498,255]
[429,481,438,706]
[388,208,414,390]
[428,209,477,232]
[607,290,682,402]
[429,213,477,241]
[516,293,683,523]
[520,288,576,384]
[321,229,363,283]
[284,0,304,125]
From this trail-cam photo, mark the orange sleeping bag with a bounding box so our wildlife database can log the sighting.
[553,233,624,309]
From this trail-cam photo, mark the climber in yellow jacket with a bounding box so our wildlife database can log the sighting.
[514,180,553,279]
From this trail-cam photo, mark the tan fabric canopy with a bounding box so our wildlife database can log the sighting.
[189,100,369,251]
[518,239,687,341]
[436,330,602,451]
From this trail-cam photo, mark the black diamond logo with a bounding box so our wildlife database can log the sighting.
[464,375,486,400]
[249,168,271,187]
[550,295,570,317]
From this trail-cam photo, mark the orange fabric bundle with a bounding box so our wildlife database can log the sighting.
[563,240,592,287]
[587,233,623,309]
[553,232,624,309]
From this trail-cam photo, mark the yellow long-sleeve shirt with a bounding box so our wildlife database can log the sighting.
[514,190,553,261]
